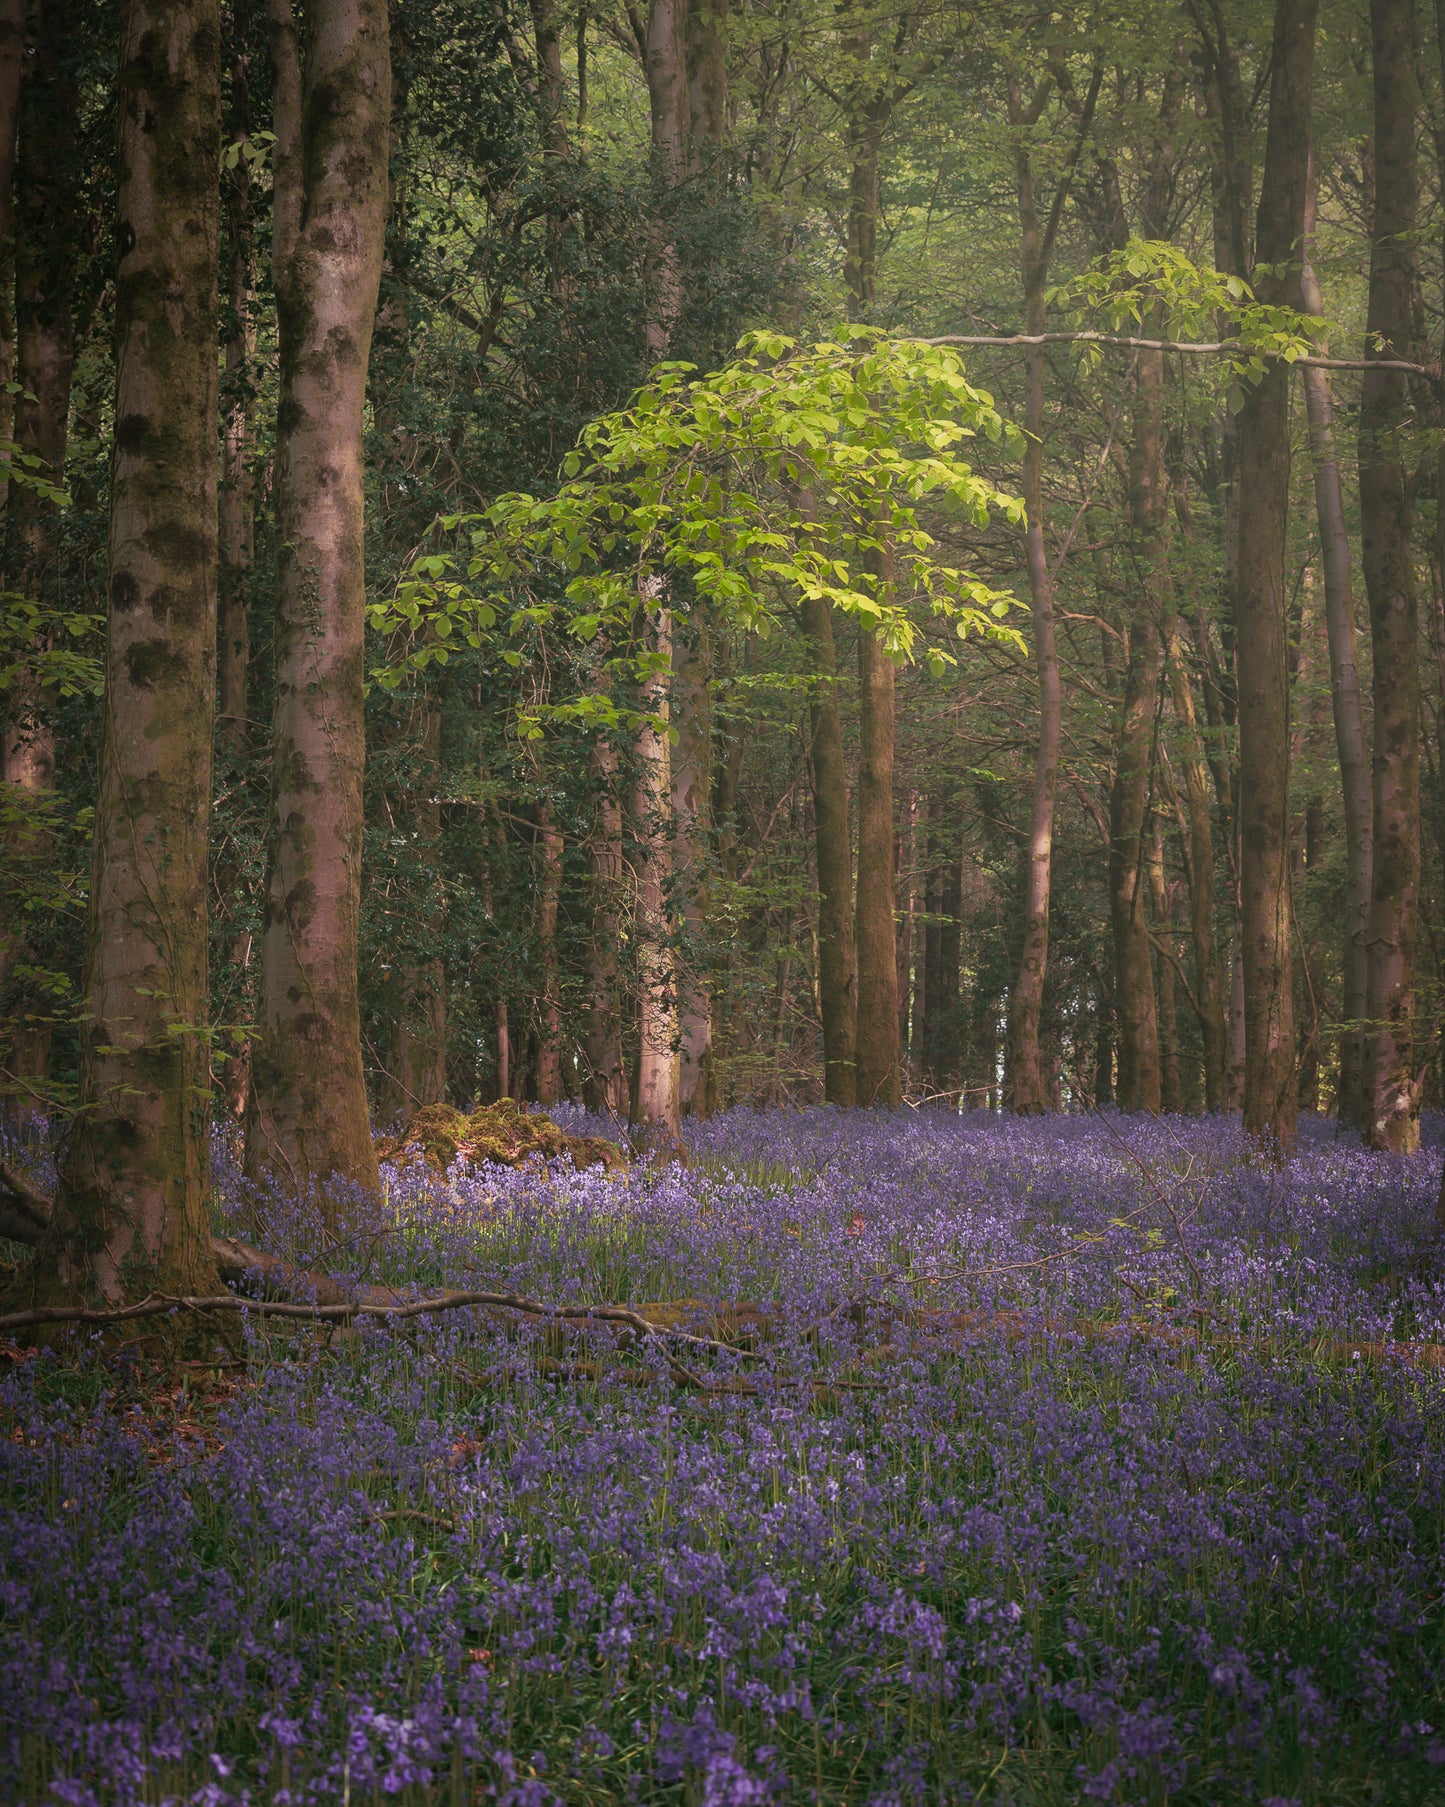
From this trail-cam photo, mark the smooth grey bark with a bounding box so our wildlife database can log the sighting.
[1299,167,1371,1130]
[1358,0,1421,1153]
[1233,0,1316,1156]
[634,603,680,1132]
[245,0,390,1205]
[855,550,900,1107]
[800,591,857,1105]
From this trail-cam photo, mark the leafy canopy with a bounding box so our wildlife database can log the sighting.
[370,327,1027,723]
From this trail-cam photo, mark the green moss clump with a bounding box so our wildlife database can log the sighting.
[375,1100,625,1175]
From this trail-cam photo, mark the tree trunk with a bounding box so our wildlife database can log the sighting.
[533,796,564,1106]
[1161,613,1227,1109]
[2,0,80,1088]
[245,0,390,1205]
[379,700,448,1118]
[1148,823,1183,1114]
[895,792,917,1073]
[673,613,714,1113]
[1300,166,1371,1130]
[685,0,727,174]
[643,0,687,354]
[217,37,255,749]
[1358,0,1421,1153]
[1003,87,1063,1115]
[1109,344,1167,1114]
[634,604,680,1131]
[855,555,900,1107]
[800,592,856,1105]
[0,0,21,270]
[1233,0,1316,1156]
[938,842,962,1091]
[583,733,627,1115]
[21,0,221,1316]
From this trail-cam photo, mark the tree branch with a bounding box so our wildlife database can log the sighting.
[913,329,1435,377]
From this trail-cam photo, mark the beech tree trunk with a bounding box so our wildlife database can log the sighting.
[1161,610,1227,1109]
[1148,823,1183,1113]
[800,592,856,1105]
[217,38,256,749]
[1232,0,1316,1155]
[0,0,21,271]
[2,0,80,1088]
[533,796,564,1106]
[685,0,727,173]
[1358,0,1421,1153]
[583,734,627,1115]
[245,0,390,1204]
[855,553,900,1107]
[22,0,221,1315]
[673,614,714,1114]
[634,605,680,1131]
[1109,343,1167,1114]
[1300,166,1371,1130]
[1001,69,1095,1112]
[379,700,448,1118]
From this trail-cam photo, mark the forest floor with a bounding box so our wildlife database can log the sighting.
[3,1107,1445,1805]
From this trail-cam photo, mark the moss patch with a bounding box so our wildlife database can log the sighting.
[375,1101,625,1175]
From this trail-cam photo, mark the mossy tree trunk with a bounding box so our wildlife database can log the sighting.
[1,0,80,1088]
[1233,0,1316,1156]
[217,20,256,750]
[22,0,221,1314]
[245,0,389,1205]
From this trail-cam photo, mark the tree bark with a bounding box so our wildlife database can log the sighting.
[855,551,900,1107]
[1161,610,1227,1110]
[1300,164,1371,1131]
[800,592,856,1105]
[583,733,627,1115]
[1232,0,1316,1156]
[1148,822,1183,1113]
[0,0,22,277]
[378,699,448,1118]
[685,0,727,175]
[673,613,714,1114]
[634,603,680,1130]
[245,0,390,1204]
[1109,342,1167,1114]
[217,37,256,750]
[20,0,221,1316]
[1,0,79,1087]
[533,795,564,1106]
[1001,70,1092,1113]
[1358,0,1421,1153]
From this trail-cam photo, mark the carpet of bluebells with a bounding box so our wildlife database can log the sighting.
[3,1107,1445,1806]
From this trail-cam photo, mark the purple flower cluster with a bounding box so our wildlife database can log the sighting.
[3,1108,1444,1803]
